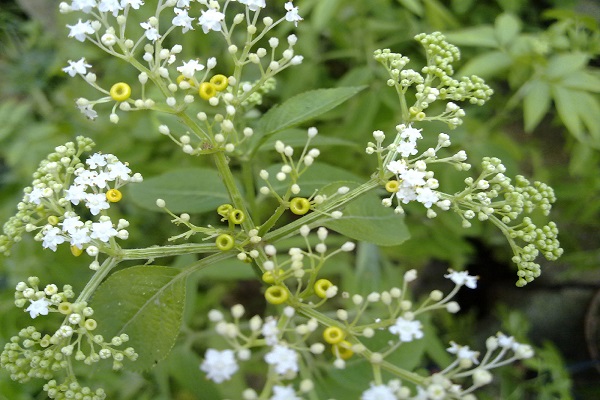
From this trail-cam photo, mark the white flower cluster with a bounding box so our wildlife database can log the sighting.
[369,124,465,216]
[26,152,142,261]
[199,305,315,399]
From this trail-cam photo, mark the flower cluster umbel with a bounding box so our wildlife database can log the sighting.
[197,254,533,400]
[0,137,142,268]
[59,0,304,158]
[1,276,138,400]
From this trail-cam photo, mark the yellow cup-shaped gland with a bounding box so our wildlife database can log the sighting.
[70,245,83,257]
[264,285,289,305]
[289,197,311,215]
[110,82,132,102]
[210,74,229,91]
[385,180,400,193]
[199,82,217,100]
[314,278,333,299]
[48,216,59,225]
[217,203,234,217]
[58,302,73,315]
[229,209,245,225]
[215,234,235,251]
[106,188,122,203]
[84,319,98,331]
[323,326,346,344]
[333,340,354,360]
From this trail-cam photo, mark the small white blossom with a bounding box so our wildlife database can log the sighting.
[77,103,98,119]
[120,0,144,9]
[173,8,195,33]
[64,184,87,205]
[389,317,423,342]
[67,19,95,42]
[446,342,479,364]
[98,0,122,16]
[444,269,478,289]
[71,0,98,13]
[42,226,66,251]
[62,58,92,77]
[239,0,266,12]
[200,349,239,383]
[198,9,224,34]
[25,298,51,318]
[85,193,110,215]
[177,59,205,78]
[270,385,300,400]
[284,2,302,26]
[140,21,161,42]
[264,345,299,375]
[361,384,396,400]
[90,220,118,242]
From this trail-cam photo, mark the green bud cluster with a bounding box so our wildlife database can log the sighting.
[0,137,95,256]
[448,157,562,285]
[44,379,106,400]
[13,276,74,311]
[374,32,493,128]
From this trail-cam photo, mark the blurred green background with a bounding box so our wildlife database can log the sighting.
[1,0,600,398]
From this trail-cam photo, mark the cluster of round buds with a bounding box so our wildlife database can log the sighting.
[258,127,322,201]
[13,277,74,319]
[375,32,492,128]
[260,226,356,306]
[450,157,562,285]
[44,379,106,400]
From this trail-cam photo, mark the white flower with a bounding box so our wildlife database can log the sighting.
[270,385,300,400]
[416,187,439,208]
[140,21,161,42]
[239,0,266,12]
[496,332,515,348]
[64,184,87,205]
[401,125,422,142]
[85,193,110,215]
[42,226,66,251]
[71,0,97,13]
[67,19,95,42]
[98,0,122,16]
[198,9,224,34]
[264,345,299,375]
[200,349,239,383]
[177,59,205,78]
[27,187,46,205]
[444,270,478,289]
[387,160,406,174]
[176,0,191,6]
[91,220,118,242]
[173,8,195,33]
[86,153,108,169]
[262,317,279,346]
[25,298,51,318]
[70,227,92,248]
[62,58,92,77]
[61,216,84,234]
[396,186,418,204]
[389,317,423,342]
[399,169,426,186]
[397,139,418,157]
[446,342,479,364]
[284,2,302,26]
[106,161,132,181]
[120,0,144,9]
[361,384,396,400]
[77,103,98,119]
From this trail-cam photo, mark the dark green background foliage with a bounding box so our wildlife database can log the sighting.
[1,0,599,398]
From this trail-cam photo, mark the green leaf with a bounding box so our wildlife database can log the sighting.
[255,86,366,139]
[577,91,600,146]
[320,183,410,246]
[494,13,521,47]
[523,79,551,132]
[397,0,424,16]
[445,26,498,48]
[545,52,589,80]
[560,71,600,93]
[551,85,583,141]
[91,266,186,371]
[312,0,342,31]
[128,167,235,213]
[457,50,512,78]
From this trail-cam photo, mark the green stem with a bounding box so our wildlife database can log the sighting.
[76,257,120,303]
[117,243,219,260]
